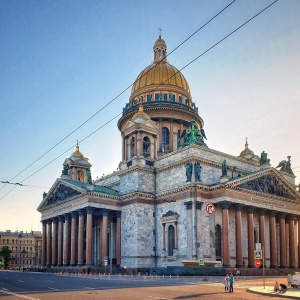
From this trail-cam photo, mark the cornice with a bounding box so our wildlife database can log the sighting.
[118,165,155,176]
[155,144,260,168]
[155,154,246,175]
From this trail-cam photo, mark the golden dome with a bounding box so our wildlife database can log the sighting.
[72,141,84,158]
[130,34,191,100]
[131,61,190,97]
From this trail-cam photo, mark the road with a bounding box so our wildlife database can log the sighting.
[0,270,289,299]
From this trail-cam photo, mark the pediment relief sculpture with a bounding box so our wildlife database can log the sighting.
[45,184,82,207]
[237,174,293,199]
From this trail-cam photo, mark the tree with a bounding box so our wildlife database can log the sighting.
[0,246,12,269]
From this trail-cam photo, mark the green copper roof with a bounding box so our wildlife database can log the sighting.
[62,179,119,196]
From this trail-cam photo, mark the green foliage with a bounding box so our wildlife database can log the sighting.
[0,246,12,269]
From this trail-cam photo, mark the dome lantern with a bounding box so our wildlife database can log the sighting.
[153,33,168,63]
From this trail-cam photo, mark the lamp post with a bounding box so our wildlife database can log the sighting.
[32,253,36,270]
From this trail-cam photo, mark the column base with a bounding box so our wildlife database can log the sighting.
[223,264,230,268]
[279,266,288,269]
[248,265,255,268]
[85,263,93,267]
[290,266,297,269]
[270,265,277,268]
[70,264,77,267]
[77,263,84,267]
[46,264,51,267]
[235,264,243,268]
[63,264,70,267]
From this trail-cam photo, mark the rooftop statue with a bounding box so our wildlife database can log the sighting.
[61,164,69,176]
[86,168,92,184]
[222,159,228,177]
[260,151,270,165]
[178,120,207,149]
[276,156,294,175]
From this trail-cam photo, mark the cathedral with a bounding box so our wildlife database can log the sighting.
[37,34,300,271]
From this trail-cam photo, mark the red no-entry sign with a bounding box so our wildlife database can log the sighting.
[255,259,262,267]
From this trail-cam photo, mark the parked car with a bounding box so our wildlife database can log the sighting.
[291,273,300,288]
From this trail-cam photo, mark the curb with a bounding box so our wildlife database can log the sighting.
[247,288,300,299]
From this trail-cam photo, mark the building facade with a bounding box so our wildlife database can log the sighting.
[37,35,300,270]
[0,230,42,269]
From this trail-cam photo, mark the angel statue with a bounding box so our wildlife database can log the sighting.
[276,156,294,175]
[260,151,270,165]
[177,120,208,149]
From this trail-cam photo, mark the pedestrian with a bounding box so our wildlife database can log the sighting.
[229,272,234,292]
[274,281,279,292]
[223,273,229,292]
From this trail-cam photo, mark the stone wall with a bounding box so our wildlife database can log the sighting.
[119,169,155,195]
[121,203,155,268]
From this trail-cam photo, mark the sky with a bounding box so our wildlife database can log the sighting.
[0,0,299,232]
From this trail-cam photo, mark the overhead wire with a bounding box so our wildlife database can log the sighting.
[0,0,237,194]
[0,0,280,200]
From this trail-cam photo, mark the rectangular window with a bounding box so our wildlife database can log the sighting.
[179,96,182,103]
[155,93,159,101]
[163,93,167,101]
[147,94,152,102]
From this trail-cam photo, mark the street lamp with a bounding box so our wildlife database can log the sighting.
[32,253,36,270]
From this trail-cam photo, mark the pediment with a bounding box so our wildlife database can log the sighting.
[122,118,158,135]
[228,169,299,200]
[37,179,84,211]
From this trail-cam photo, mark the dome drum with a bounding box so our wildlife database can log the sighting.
[118,102,203,132]
[122,95,198,116]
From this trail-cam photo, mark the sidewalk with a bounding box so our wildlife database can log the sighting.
[248,286,300,299]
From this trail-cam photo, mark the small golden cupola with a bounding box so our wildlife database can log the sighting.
[61,142,92,183]
[239,138,260,163]
[71,141,84,157]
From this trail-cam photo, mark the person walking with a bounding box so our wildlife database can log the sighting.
[229,272,234,292]
[223,274,229,292]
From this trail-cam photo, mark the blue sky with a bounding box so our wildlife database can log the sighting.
[0,0,299,232]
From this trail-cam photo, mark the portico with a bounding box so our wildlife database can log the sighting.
[41,206,121,267]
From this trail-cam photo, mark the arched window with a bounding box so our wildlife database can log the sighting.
[143,136,151,158]
[215,225,222,257]
[162,127,169,153]
[130,137,135,157]
[168,225,175,256]
[77,170,84,182]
